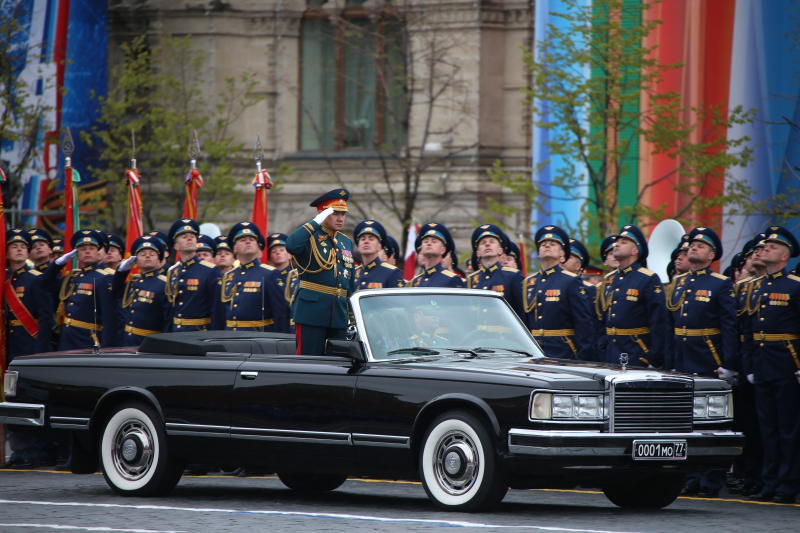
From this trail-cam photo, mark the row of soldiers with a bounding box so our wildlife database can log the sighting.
[4,188,800,502]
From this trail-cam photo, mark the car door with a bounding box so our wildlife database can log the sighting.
[228,354,358,471]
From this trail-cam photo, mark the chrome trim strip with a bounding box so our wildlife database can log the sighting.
[49,416,89,430]
[509,428,742,439]
[165,422,229,438]
[0,402,45,427]
[352,433,410,448]
[230,426,352,445]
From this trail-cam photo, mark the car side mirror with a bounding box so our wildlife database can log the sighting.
[325,339,366,362]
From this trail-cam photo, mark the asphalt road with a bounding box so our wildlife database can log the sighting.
[0,468,796,533]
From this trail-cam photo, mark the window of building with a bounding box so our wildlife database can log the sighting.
[300,1,407,152]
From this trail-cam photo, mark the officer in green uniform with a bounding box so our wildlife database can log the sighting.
[286,188,355,355]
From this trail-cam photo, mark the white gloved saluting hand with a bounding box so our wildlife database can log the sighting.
[715,367,737,380]
[313,207,335,226]
[117,256,137,272]
[54,249,78,266]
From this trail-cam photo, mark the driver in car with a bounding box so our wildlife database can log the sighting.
[409,307,449,347]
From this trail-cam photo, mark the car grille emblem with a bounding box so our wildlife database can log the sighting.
[619,353,629,372]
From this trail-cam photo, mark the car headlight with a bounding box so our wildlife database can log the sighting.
[531,392,605,420]
[693,392,732,419]
[4,371,18,397]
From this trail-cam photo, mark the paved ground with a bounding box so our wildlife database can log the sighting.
[0,468,796,532]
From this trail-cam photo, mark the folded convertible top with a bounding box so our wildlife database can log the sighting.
[138,331,296,356]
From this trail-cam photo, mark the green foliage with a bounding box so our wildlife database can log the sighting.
[0,11,50,206]
[489,0,754,260]
[82,36,269,231]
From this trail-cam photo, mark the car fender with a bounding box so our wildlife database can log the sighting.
[89,386,165,433]
[411,393,502,451]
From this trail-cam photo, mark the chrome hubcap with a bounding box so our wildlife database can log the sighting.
[112,418,154,481]
[433,430,479,495]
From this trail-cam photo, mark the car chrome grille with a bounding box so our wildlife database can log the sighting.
[611,380,693,433]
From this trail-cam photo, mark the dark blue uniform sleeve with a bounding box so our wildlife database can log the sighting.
[448,274,465,288]
[505,271,525,320]
[207,267,222,330]
[643,275,670,368]
[99,275,118,347]
[32,274,54,353]
[568,277,595,361]
[719,278,739,370]
[265,268,287,331]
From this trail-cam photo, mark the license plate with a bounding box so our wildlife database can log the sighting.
[632,440,687,461]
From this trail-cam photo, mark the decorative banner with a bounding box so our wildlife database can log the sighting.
[251,170,273,262]
[0,167,7,399]
[182,169,204,220]
[403,222,419,281]
[125,168,144,255]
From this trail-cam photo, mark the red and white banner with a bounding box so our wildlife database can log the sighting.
[403,222,419,281]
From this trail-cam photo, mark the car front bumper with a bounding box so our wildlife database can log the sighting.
[0,401,45,427]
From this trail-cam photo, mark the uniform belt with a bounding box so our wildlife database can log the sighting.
[752,333,800,341]
[124,325,161,337]
[674,327,721,336]
[531,329,575,337]
[64,317,102,331]
[226,319,274,328]
[606,327,650,336]
[299,280,348,298]
[172,317,211,326]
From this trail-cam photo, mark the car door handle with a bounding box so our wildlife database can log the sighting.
[240,371,259,380]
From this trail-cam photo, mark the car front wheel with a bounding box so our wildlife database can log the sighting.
[99,403,182,496]
[602,474,685,509]
[419,410,507,511]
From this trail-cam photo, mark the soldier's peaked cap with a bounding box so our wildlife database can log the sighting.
[131,235,166,259]
[70,229,105,250]
[354,219,387,245]
[228,221,265,249]
[196,234,216,253]
[763,225,799,257]
[167,218,200,248]
[417,222,455,255]
[310,188,349,212]
[7,228,31,248]
[569,238,590,269]
[688,227,723,260]
[617,224,648,261]
[27,228,53,247]
[471,224,506,250]
[535,225,571,259]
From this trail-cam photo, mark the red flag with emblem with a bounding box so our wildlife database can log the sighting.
[182,169,204,219]
[125,169,144,255]
[251,170,273,262]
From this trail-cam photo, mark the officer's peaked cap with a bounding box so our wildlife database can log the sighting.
[535,225,571,259]
[354,219,387,245]
[228,221,265,249]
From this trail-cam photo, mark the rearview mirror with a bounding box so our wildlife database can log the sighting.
[325,339,366,362]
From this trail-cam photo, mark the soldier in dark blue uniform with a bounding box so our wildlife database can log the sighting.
[354,219,405,291]
[147,230,170,267]
[501,239,522,270]
[523,226,594,360]
[563,238,600,360]
[408,223,464,288]
[742,226,800,503]
[382,234,401,266]
[164,218,221,332]
[666,227,737,497]
[219,221,284,332]
[466,224,524,318]
[5,229,53,359]
[267,232,298,333]
[58,230,117,349]
[286,189,355,355]
[600,234,618,269]
[196,234,216,262]
[112,235,169,346]
[28,228,54,272]
[599,224,670,367]
[104,233,125,271]
[213,235,235,275]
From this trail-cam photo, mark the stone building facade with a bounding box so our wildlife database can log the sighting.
[108,0,533,256]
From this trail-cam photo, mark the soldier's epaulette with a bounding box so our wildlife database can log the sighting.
[673,272,689,280]
[787,274,800,283]
[582,280,594,287]
[736,276,752,286]
[502,266,519,273]
[442,269,457,278]
[335,231,352,243]
[157,274,167,282]
[604,270,616,279]
[260,264,276,270]
[29,269,42,276]
[380,262,398,270]
[200,260,216,269]
[711,272,728,280]
[562,269,578,277]
[637,267,655,276]
[99,268,116,275]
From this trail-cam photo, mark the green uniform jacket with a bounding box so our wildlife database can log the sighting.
[286,219,355,328]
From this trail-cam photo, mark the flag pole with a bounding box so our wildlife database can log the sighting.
[251,135,273,262]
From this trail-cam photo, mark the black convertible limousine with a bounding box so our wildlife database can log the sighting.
[0,288,742,511]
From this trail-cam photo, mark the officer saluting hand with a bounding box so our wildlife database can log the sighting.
[286,189,355,355]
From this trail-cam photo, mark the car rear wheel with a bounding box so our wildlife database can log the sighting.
[100,403,182,496]
[277,472,348,492]
[419,410,507,511]
[602,474,685,509]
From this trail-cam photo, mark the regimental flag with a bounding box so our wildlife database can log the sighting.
[182,169,204,219]
[251,169,273,262]
[403,222,420,281]
[125,168,144,257]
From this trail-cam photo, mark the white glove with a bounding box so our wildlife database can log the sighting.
[312,207,335,225]
[716,367,737,380]
[747,373,755,384]
[796,370,800,385]
[55,249,78,266]
[118,256,137,272]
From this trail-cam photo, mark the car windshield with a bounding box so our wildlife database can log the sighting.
[355,292,544,361]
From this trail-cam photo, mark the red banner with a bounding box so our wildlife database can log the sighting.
[182,169,204,219]
[63,166,75,252]
[0,167,7,393]
[251,170,273,262]
[125,169,144,255]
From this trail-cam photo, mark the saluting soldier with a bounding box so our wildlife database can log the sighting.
[111,235,169,346]
[354,219,405,291]
[5,229,53,359]
[286,189,355,355]
[523,226,594,360]
[466,224,524,318]
[164,218,221,332]
[599,225,670,367]
[267,232,298,333]
[57,229,117,349]
[219,221,284,332]
[742,226,800,504]
[408,223,464,288]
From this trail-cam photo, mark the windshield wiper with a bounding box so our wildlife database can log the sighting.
[438,347,479,358]
[472,346,536,357]
[387,347,441,356]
